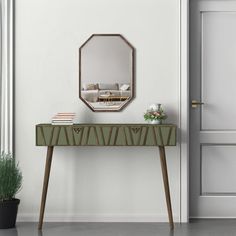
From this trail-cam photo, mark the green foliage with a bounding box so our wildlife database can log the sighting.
[144,108,167,121]
[0,153,22,201]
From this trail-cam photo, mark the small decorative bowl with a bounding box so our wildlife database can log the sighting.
[148,120,162,125]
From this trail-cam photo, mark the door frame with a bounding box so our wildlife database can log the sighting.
[0,0,14,154]
[180,0,189,223]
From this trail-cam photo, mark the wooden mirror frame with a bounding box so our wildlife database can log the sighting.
[79,34,135,112]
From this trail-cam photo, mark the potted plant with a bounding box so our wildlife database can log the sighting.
[0,153,22,229]
[144,104,167,124]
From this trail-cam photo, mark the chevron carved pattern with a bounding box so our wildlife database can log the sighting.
[36,124,176,146]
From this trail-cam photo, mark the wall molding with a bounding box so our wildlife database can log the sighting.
[180,0,189,222]
[0,0,14,153]
[18,213,180,223]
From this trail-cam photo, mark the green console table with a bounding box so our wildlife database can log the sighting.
[36,123,177,230]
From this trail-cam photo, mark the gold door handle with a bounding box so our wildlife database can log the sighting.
[191,100,204,108]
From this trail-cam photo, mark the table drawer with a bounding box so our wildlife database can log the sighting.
[36,124,176,146]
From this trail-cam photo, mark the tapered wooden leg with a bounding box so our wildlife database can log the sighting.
[158,146,174,230]
[38,146,54,230]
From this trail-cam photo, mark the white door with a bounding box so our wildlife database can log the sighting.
[190,0,236,218]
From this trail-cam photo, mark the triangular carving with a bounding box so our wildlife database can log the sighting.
[42,126,54,145]
[73,127,84,145]
[130,126,142,145]
[145,126,155,146]
[87,126,98,145]
[37,127,45,145]
[115,127,127,145]
[57,127,67,145]
[160,126,170,145]
[140,126,148,145]
[101,127,113,145]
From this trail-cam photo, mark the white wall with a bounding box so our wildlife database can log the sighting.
[15,0,180,222]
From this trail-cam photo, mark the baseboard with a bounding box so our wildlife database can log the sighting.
[18,213,180,223]
[190,216,236,219]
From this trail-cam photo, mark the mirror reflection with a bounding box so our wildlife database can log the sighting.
[79,34,134,112]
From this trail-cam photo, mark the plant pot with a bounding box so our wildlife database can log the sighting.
[0,198,20,229]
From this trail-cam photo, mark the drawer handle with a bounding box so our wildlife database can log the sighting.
[73,128,82,134]
[131,127,141,134]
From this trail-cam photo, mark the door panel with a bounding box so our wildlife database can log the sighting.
[202,12,236,130]
[201,145,236,194]
[190,0,236,217]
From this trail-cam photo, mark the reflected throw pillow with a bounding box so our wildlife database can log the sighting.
[120,84,130,91]
[83,83,98,90]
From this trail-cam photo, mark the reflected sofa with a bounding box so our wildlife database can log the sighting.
[81,83,131,103]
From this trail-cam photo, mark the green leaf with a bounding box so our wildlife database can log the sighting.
[0,152,23,201]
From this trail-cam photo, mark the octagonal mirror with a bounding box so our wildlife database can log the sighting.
[79,34,135,112]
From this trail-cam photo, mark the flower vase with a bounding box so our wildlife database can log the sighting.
[148,120,162,125]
